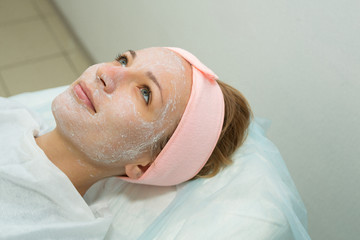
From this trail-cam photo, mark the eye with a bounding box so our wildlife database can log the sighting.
[115,54,128,67]
[140,87,151,105]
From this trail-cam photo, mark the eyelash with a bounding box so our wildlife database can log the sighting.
[115,54,128,66]
[140,86,151,105]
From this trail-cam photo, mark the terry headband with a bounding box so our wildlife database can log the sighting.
[120,47,225,186]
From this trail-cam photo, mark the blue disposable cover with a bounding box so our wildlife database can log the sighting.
[134,117,310,240]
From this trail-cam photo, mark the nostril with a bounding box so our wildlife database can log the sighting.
[97,75,106,86]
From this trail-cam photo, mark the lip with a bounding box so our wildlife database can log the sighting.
[74,83,96,113]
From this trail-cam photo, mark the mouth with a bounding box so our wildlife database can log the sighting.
[74,83,97,113]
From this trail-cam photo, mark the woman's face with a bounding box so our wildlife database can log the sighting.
[52,47,192,167]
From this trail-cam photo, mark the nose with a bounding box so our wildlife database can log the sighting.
[96,64,126,94]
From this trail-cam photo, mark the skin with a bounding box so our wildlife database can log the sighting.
[35,47,192,196]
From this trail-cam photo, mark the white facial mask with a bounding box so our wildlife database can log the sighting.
[52,49,188,166]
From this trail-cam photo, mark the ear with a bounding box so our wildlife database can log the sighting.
[125,159,152,179]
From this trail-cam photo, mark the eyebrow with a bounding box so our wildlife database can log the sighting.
[146,71,163,104]
[128,49,137,59]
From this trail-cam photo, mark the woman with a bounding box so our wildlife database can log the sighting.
[0,47,251,238]
[44,47,250,193]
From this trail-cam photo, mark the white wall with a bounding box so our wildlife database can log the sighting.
[53,0,360,239]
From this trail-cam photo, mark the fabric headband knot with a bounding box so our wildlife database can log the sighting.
[120,47,225,186]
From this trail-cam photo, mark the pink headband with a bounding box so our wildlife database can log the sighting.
[120,47,225,186]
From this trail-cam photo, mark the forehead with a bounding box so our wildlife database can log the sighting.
[134,47,192,97]
[136,48,189,74]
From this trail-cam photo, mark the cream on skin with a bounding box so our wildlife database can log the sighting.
[35,47,192,196]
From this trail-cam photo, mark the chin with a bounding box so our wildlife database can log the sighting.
[51,88,81,135]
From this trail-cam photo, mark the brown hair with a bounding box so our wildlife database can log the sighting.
[194,79,252,178]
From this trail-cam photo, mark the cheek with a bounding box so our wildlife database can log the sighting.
[52,87,178,165]
[102,98,158,147]
[99,95,179,162]
[52,91,162,164]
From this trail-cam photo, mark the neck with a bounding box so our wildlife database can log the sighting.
[35,128,125,196]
